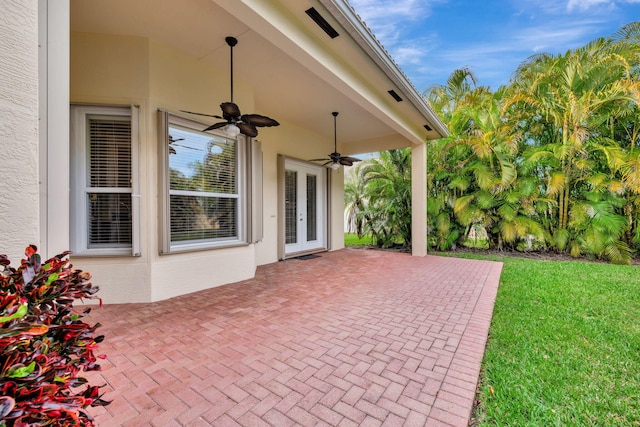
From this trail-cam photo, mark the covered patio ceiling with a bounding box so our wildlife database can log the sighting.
[70,0,446,155]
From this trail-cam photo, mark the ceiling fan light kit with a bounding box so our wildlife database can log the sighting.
[224,123,241,138]
[180,36,279,139]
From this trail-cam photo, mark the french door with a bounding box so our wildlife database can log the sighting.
[284,159,326,256]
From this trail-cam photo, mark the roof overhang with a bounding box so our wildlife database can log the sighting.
[70,0,447,155]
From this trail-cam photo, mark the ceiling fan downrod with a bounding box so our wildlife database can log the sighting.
[225,36,238,103]
[332,111,338,154]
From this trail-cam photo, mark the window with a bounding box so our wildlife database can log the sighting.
[70,105,140,256]
[159,112,249,253]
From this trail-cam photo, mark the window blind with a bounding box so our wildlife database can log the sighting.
[170,195,237,242]
[86,115,132,247]
[88,117,132,187]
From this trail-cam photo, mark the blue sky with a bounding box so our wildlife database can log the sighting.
[349,0,640,92]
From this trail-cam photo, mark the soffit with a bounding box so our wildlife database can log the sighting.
[70,0,443,154]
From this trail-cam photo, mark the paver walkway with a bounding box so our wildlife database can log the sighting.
[84,249,502,426]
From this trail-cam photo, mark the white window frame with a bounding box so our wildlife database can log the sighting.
[158,111,248,254]
[70,105,141,257]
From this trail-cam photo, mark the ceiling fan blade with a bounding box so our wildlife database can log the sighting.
[241,114,280,127]
[220,102,241,119]
[339,159,354,166]
[238,122,258,138]
[203,121,228,132]
[180,110,219,118]
[308,158,330,162]
[341,156,362,163]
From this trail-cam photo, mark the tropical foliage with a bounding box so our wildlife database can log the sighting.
[345,21,639,263]
[424,21,640,263]
[345,149,413,248]
[0,246,108,426]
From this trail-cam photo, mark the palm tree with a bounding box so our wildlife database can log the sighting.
[425,68,481,250]
[612,21,640,253]
[426,137,464,250]
[505,36,639,262]
[344,163,368,238]
[358,149,413,248]
[427,72,541,250]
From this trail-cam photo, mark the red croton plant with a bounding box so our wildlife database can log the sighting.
[0,245,109,426]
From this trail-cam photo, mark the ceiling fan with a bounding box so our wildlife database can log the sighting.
[181,36,279,138]
[310,112,361,169]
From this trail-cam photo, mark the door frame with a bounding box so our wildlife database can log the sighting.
[277,155,330,260]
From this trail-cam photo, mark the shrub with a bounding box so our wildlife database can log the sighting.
[0,245,108,426]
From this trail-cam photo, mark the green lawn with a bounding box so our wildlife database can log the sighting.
[464,255,640,426]
[344,232,374,247]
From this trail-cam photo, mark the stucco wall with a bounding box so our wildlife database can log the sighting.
[70,32,152,303]
[69,33,261,303]
[0,2,40,262]
[148,39,259,301]
[69,32,342,303]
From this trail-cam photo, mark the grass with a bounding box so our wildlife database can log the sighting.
[344,232,407,248]
[344,232,374,247]
[457,254,640,426]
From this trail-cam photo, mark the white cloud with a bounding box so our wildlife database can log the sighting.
[349,0,438,23]
[349,0,639,91]
[393,45,432,65]
[348,0,443,73]
[566,0,640,11]
[567,0,611,11]
[514,0,568,15]
[515,20,605,51]
[348,0,444,47]
[410,16,611,89]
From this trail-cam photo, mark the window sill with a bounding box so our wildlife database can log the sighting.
[160,240,250,255]
[71,249,141,258]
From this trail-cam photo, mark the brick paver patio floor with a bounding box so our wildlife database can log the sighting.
[84,249,502,426]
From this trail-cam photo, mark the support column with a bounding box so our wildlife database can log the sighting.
[38,0,70,258]
[411,142,427,256]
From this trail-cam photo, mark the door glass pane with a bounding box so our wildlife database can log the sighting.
[306,174,317,241]
[285,170,297,244]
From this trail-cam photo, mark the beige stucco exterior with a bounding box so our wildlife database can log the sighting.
[1,0,447,304]
[68,32,347,302]
[0,1,40,262]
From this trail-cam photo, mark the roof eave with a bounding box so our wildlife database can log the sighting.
[317,0,449,139]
